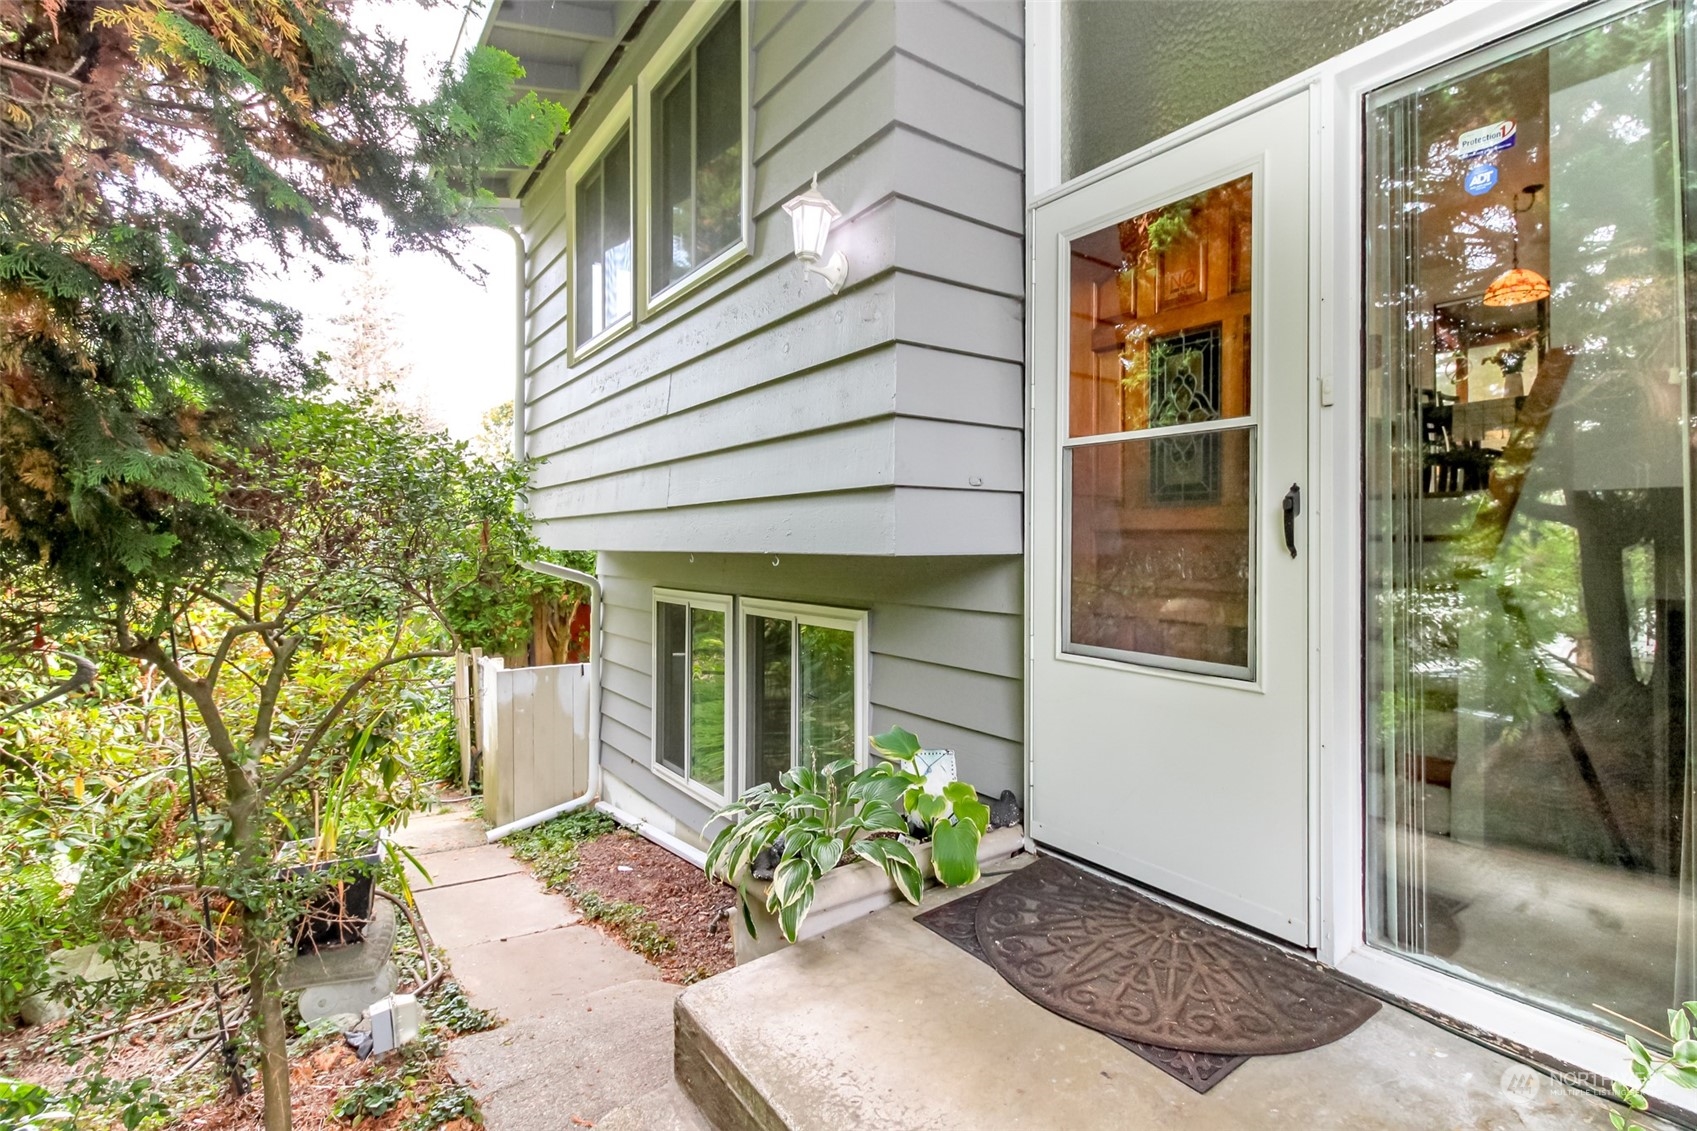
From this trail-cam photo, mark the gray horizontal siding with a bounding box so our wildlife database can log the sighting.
[520,0,1026,558]
[592,551,1024,830]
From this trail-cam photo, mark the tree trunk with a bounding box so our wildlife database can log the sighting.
[227,763,292,1129]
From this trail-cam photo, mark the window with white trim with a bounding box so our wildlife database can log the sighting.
[654,591,732,800]
[741,601,866,789]
[641,0,747,305]
[568,96,635,355]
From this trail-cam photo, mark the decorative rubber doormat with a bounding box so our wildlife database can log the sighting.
[916,858,1380,1091]
[915,889,1248,1093]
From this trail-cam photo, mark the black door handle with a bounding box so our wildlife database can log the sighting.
[1282,484,1301,559]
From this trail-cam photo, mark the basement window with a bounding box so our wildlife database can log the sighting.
[741,600,866,790]
[654,590,733,801]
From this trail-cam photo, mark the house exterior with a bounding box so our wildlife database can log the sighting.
[480,0,1697,1117]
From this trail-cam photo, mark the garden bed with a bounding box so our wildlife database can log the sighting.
[572,831,736,983]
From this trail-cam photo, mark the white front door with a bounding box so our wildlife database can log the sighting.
[1030,91,1313,945]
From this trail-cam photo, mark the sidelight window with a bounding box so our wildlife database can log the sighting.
[1365,1,1695,1042]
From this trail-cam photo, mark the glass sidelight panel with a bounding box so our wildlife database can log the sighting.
[745,611,862,788]
[1366,2,1693,1041]
[1064,175,1257,678]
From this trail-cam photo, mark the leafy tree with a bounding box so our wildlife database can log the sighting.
[6,394,559,1127]
[0,0,567,611]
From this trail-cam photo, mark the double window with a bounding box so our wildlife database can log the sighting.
[568,2,748,360]
[653,593,865,803]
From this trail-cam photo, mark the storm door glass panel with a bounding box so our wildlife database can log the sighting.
[652,5,743,292]
[1065,176,1256,677]
[1365,2,1694,1042]
[576,131,634,344]
[797,624,854,768]
[656,601,688,777]
[747,614,792,789]
[688,608,726,794]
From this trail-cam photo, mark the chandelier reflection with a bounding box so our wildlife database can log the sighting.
[1483,183,1551,307]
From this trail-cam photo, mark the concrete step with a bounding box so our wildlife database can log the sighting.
[673,880,1633,1131]
[595,1081,713,1131]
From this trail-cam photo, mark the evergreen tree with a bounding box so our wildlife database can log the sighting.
[0,0,567,613]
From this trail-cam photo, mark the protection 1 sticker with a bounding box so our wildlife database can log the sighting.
[1457,120,1516,159]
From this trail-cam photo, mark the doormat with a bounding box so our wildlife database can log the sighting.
[977,857,1379,1056]
[915,888,1247,1094]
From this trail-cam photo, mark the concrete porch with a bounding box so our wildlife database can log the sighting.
[673,869,1656,1131]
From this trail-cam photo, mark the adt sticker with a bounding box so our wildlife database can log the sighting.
[1457,120,1516,159]
[1464,164,1499,196]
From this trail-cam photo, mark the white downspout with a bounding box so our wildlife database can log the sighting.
[506,224,527,464]
[483,562,709,869]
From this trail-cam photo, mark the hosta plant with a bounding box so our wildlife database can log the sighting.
[704,727,992,943]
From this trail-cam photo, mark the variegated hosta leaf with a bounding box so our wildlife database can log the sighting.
[704,821,738,879]
[737,882,759,940]
[886,857,924,905]
[952,795,992,836]
[854,800,907,834]
[908,792,948,827]
[870,725,921,761]
[777,883,815,943]
[784,792,827,814]
[812,835,845,874]
[930,817,981,887]
[768,856,814,912]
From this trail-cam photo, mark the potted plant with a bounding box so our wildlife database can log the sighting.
[276,723,388,954]
[703,727,1022,962]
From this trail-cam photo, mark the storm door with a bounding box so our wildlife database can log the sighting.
[1030,92,1313,945]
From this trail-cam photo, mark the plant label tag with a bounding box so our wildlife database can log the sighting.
[913,749,957,793]
[1456,120,1516,159]
[1463,164,1499,195]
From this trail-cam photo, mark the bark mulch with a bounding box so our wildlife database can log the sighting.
[570,830,736,984]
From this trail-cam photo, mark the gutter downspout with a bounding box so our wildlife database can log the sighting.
[483,561,708,870]
[506,225,527,463]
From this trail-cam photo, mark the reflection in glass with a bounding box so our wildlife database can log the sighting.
[688,608,726,794]
[575,131,633,342]
[1069,430,1252,674]
[656,602,688,777]
[798,624,855,768]
[1365,2,1691,1041]
[653,6,743,291]
[1065,174,1256,677]
[748,615,791,789]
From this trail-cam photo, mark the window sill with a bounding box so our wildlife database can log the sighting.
[652,761,733,811]
[568,315,636,367]
[643,239,750,320]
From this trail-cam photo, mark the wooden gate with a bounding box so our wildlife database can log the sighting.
[479,661,592,828]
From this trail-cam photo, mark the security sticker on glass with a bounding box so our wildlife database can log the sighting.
[1455,119,1516,159]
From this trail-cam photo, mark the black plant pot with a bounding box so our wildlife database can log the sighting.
[278,841,383,955]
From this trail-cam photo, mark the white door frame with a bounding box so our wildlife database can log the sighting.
[1023,0,1693,1111]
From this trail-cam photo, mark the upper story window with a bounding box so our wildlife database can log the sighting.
[568,93,635,356]
[641,1,748,307]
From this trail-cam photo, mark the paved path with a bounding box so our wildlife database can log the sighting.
[396,804,708,1131]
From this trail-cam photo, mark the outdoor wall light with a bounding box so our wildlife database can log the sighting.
[783,173,848,294]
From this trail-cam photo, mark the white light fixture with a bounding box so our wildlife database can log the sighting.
[783,173,848,294]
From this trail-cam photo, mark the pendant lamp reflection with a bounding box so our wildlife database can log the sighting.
[1483,183,1551,308]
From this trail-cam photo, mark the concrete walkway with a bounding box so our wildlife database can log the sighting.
[396,803,708,1131]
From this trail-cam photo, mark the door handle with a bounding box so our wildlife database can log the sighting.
[1282,484,1301,559]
